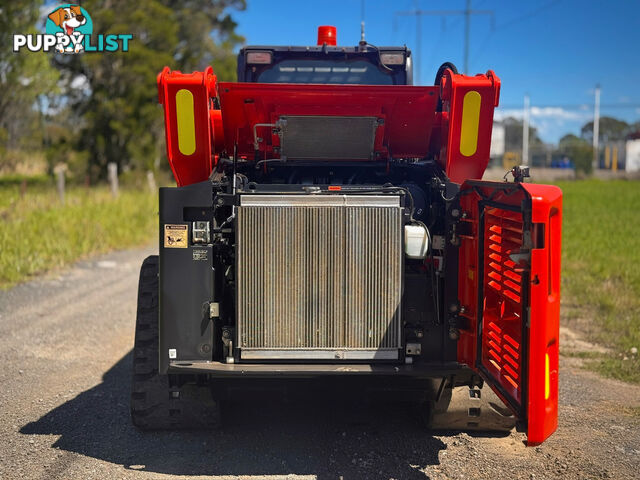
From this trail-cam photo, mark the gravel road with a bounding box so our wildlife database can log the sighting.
[1,247,639,480]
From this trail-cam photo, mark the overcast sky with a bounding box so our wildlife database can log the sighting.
[235,0,640,143]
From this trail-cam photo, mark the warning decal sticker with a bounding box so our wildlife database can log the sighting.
[193,249,208,261]
[164,224,188,248]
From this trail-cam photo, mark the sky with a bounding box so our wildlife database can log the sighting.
[233,0,640,144]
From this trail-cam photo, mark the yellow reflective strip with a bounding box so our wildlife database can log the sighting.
[460,90,481,157]
[175,89,196,156]
[544,353,550,400]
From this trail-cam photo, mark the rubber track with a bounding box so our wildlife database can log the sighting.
[130,256,220,429]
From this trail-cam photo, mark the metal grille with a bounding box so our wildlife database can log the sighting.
[278,116,378,161]
[236,194,403,361]
[482,207,524,400]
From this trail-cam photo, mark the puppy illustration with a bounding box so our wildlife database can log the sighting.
[48,5,87,53]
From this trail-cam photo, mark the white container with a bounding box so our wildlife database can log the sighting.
[404,224,429,259]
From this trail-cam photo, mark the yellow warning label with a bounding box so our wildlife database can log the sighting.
[164,224,188,248]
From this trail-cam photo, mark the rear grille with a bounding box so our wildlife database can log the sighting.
[236,194,403,361]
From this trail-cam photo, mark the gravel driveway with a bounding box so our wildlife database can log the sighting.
[0,247,638,479]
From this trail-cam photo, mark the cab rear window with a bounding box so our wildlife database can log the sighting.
[256,59,395,85]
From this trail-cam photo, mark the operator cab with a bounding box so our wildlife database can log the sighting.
[237,25,413,85]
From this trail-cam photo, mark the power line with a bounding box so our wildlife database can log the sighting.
[494,0,563,31]
[395,1,494,80]
[499,103,640,110]
[472,1,564,70]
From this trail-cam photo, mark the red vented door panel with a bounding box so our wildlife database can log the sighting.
[481,207,526,406]
[457,181,562,446]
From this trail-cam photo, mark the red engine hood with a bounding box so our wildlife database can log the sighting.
[217,82,440,161]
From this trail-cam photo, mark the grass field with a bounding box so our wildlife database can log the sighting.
[557,179,640,383]
[0,182,157,288]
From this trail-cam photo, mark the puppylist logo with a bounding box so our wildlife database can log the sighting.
[13,4,132,54]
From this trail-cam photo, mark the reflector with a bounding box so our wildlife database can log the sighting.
[246,51,272,64]
[380,53,405,65]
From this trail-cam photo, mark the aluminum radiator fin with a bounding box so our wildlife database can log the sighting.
[236,195,402,359]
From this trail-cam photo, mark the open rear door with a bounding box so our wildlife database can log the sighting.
[456,180,562,445]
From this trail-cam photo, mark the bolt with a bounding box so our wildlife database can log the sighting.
[449,328,460,341]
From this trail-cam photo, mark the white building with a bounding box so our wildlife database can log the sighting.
[625,138,640,172]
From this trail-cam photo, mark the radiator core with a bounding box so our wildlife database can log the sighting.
[236,194,403,361]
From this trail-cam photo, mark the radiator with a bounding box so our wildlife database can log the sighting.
[236,194,403,361]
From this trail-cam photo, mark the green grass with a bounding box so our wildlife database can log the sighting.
[0,183,157,288]
[556,179,640,383]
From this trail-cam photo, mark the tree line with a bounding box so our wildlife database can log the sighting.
[500,116,640,173]
[2,2,638,180]
[0,0,245,182]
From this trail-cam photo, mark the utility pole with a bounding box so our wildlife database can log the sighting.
[395,1,493,81]
[464,0,471,75]
[522,94,530,165]
[416,2,422,84]
[593,84,601,170]
[361,0,366,42]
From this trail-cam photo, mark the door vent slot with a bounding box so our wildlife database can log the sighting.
[482,207,524,402]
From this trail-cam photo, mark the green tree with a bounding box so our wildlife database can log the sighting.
[580,116,629,143]
[558,133,592,174]
[0,1,59,170]
[501,117,544,159]
[53,0,245,180]
[163,0,245,77]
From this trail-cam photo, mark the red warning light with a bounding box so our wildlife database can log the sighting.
[317,26,337,46]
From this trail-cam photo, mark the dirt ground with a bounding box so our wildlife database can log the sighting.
[0,247,638,480]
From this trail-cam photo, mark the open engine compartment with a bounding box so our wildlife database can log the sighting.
[158,159,461,371]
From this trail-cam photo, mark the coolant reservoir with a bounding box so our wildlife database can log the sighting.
[404,224,429,259]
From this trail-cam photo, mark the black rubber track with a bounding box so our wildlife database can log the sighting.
[130,255,220,429]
